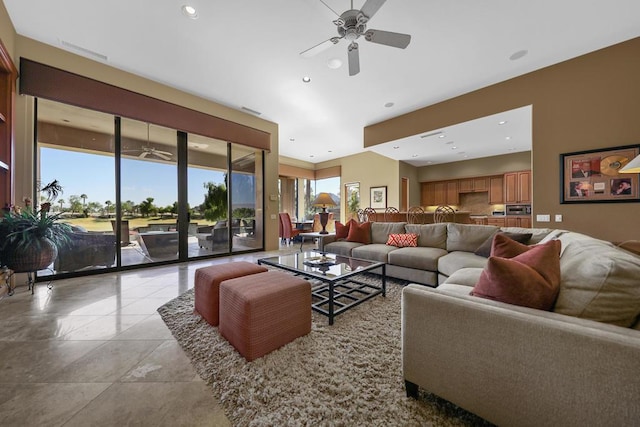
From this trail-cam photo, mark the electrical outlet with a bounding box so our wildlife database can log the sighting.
[270,214,276,220]
[536,214,550,222]
[555,214,563,222]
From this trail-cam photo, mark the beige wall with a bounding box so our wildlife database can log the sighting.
[9,35,281,250]
[418,151,531,182]
[365,38,640,242]
[0,1,15,60]
[399,161,420,208]
[317,151,401,222]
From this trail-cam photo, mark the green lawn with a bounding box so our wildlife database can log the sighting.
[62,216,215,232]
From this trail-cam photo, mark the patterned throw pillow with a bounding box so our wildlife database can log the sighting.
[386,233,418,248]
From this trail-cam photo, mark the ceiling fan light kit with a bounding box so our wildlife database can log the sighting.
[301,0,411,76]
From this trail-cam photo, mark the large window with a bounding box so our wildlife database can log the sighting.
[35,98,264,277]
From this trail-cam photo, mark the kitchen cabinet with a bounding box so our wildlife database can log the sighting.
[459,177,488,193]
[489,176,504,204]
[421,180,458,206]
[421,182,435,206]
[505,216,531,228]
[504,170,531,204]
[487,217,506,227]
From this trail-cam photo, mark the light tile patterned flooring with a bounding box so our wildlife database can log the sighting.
[0,242,308,426]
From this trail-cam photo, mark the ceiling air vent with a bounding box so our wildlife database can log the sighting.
[60,40,108,61]
[420,131,443,139]
[241,106,262,116]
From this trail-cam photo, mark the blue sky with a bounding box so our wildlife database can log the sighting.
[40,147,226,208]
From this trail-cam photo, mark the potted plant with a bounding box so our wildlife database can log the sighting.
[0,180,72,273]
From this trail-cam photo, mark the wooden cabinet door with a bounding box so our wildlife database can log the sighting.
[473,177,488,192]
[504,172,518,204]
[446,180,459,205]
[433,182,446,205]
[505,217,519,227]
[487,217,505,227]
[421,182,436,206]
[519,216,532,228]
[518,170,531,203]
[489,176,504,204]
[458,179,474,193]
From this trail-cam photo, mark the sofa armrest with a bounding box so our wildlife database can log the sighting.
[401,285,640,427]
[318,234,337,251]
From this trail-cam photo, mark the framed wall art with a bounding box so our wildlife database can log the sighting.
[560,144,640,204]
[369,186,387,209]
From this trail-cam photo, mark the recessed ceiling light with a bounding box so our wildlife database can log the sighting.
[328,150,332,153]
[302,76,311,83]
[498,120,507,125]
[384,102,394,108]
[393,146,399,149]
[181,5,198,19]
[510,49,528,61]
[289,138,295,142]
[451,146,457,150]
[310,154,314,158]
[327,58,342,69]
[439,134,445,138]
[505,136,511,140]
[411,154,419,158]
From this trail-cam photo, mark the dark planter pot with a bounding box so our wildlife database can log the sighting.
[1,238,58,273]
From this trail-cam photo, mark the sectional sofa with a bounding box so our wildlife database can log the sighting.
[320,222,640,426]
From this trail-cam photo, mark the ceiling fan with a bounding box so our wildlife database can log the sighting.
[122,123,174,160]
[300,0,411,76]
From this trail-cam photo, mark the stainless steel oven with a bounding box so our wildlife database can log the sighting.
[506,204,531,215]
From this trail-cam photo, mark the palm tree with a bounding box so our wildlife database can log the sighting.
[58,198,65,212]
[80,193,87,208]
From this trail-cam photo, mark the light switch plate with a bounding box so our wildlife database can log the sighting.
[555,214,563,222]
[537,214,550,222]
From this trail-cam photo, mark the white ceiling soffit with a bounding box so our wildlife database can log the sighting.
[4,0,640,164]
[369,105,532,166]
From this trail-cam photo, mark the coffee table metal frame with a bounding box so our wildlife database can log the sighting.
[258,251,385,325]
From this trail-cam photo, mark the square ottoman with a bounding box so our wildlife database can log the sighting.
[194,261,268,326]
[219,270,312,361]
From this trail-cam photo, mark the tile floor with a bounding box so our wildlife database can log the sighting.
[0,242,307,426]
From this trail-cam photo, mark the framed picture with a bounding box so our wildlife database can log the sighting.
[560,144,640,203]
[370,186,387,209]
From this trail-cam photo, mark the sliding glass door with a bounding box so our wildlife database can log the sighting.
[35,98,264,277]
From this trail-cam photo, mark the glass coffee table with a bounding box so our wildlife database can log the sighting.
[258,251,386,325]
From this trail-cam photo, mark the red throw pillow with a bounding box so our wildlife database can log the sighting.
[335,219,356,240]
[346,221,371,244]
[386,233,418,247]
[471,238,562,311]
[490,233,533,258]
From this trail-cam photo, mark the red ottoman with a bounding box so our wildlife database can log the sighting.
[219,270,311,362]
[194,261,268,326]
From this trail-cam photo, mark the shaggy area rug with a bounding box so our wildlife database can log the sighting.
[158,275,492,426]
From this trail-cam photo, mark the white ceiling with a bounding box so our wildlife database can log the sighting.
[4,0,640,165]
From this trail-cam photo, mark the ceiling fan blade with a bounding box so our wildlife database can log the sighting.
[365,29,411,49]
[300,37,340,58]
[360,0,386,20]
[348,42,360,76]
[155,150,173,156]
[140,152,149,158]
[155,153,172,161]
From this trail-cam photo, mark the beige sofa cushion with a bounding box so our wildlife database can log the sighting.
[554,232,640,327]
[405,224,447,249]
[388,246,448,272]
[446,223,499,252]
[438,251,488,277]
[442,267,483,287]
[371,222,407,244]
